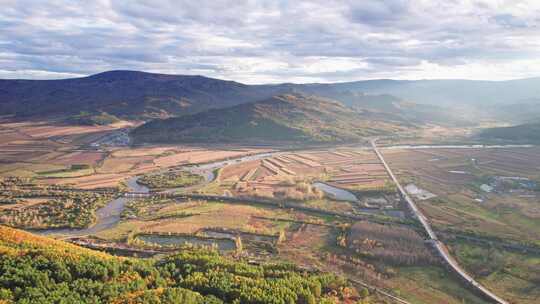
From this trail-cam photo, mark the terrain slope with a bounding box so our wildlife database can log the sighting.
[480,121,540,143]
[0,225,349,303]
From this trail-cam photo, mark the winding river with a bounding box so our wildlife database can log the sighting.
[35,152,277,237]
[35,176,149,236]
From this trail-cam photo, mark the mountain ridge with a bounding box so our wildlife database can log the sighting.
[131,93,410,144]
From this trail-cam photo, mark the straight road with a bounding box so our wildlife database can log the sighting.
[371,139,509,304]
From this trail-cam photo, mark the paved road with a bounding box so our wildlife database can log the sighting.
[371,140,509,304]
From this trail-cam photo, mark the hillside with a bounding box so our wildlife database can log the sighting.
[131,93,410,144]
[479,122,540,143]
[0,225,350,303]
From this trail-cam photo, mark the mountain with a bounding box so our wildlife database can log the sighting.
[479,122,540,143]
[0,225,348,303]
[1,70,539,124]
[131,93,410,144]
[0,70,287,119]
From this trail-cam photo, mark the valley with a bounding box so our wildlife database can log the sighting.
[1,114,538,304]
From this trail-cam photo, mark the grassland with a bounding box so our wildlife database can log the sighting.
[387,266,490,304]
[116,199,298,239]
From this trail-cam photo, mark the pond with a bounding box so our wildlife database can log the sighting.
[202,229,276,243]
[312,182,358,202]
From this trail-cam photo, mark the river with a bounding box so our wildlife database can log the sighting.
[34,152,277,237]
[35,176,149,236]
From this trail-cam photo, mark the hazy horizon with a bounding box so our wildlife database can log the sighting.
[2,69,540,85]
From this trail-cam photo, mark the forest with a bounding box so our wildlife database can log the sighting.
[0,225,352,304]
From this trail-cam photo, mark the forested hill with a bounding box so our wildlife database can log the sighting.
[0,225,351,303]
[479,122,540,143]
[131,93,410,144]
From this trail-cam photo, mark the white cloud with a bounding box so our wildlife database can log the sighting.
[0,0,538,83]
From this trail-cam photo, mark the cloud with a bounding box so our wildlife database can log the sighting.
[0,0,539,83]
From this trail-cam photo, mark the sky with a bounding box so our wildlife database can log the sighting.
[1,0,539,83]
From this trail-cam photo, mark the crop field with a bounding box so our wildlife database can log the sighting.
[382,147,540,244]
[50,151,106,166]
[217,148,391,200]
[153,148,271,167]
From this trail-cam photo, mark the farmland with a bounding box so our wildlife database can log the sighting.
[214,149,397,212]
[0,119,271,189]
[218,149,392,192]
[381,146,540,245]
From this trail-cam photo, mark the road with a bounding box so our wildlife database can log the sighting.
[371,140,509,304]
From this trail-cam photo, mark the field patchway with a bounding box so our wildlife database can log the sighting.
[381,147,540,245]
[0,119,272,189]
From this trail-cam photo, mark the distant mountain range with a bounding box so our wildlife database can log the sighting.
[2,70,539,122]
[131,93,410,144]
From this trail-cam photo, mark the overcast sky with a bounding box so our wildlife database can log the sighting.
[1,0,539,83]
